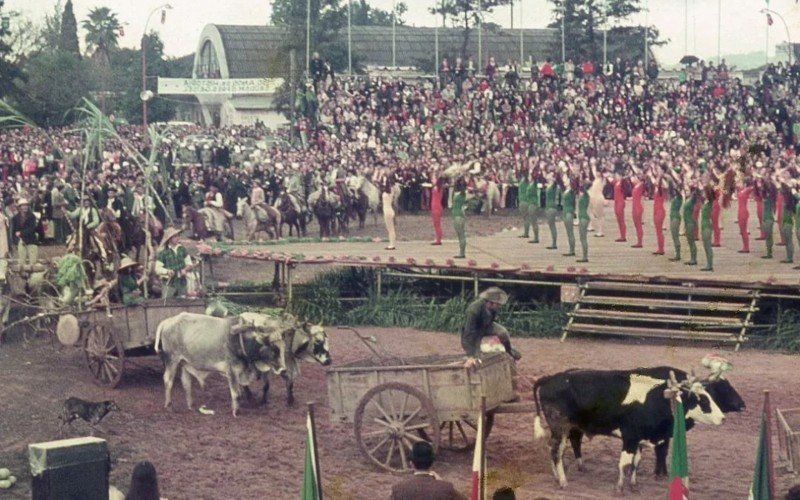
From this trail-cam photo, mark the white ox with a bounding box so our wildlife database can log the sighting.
[238,312,332,406]
[155,312,290,416]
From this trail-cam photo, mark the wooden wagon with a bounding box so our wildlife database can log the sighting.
[56,299,207,388]
[326,353,520,473]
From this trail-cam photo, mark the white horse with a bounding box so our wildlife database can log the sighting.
[236,197,281,240]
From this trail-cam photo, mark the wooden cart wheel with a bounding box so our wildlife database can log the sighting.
[354,382,440,473]
[83,323,125,388]
[439,412,496,451]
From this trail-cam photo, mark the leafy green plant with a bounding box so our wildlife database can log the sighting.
[751,305,800,353]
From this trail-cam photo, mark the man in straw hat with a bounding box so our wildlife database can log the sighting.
[389,441,464,500]
[11,198,39,269]
[117,256,145,305]
[461,287,522,365]
[156,227,191,298]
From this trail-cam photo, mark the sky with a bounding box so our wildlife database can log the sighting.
[5,0,800,67]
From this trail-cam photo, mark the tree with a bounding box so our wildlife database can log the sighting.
[14,51,91,126]
[59,0,80,57]
[431,0,511,60]
[547,0,663,62]
[42,1,64,53]
[0,0,23,99]
[108,33,176,124]
[270,0,349,72]
[351,0,407,26]
[82,6,121,66]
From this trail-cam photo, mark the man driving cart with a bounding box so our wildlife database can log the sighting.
[461,287,522,369]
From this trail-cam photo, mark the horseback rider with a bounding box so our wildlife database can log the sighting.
[67,195,101,261]
[204,184,232,237]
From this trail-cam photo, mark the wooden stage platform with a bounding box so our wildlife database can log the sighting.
[212,200,800,295]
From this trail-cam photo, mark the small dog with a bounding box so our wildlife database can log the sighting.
[58,398,120,435]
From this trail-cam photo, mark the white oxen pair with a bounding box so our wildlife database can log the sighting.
[155,312,292,416]
[237,312,332,406]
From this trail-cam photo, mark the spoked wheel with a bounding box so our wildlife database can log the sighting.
[354,382,440,473]
[439,412,496,451]
[83,323,125,388]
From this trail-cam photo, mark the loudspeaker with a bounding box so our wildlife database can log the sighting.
[29,437,110,500]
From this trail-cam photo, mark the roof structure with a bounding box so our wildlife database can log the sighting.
[198,24,563,79]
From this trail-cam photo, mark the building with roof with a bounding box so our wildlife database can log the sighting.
[183,23,632,126]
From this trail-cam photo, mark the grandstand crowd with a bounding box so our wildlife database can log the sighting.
[1,55,800,269]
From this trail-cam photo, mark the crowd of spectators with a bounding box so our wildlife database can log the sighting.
[0,54,799,266]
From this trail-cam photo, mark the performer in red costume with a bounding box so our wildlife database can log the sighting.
[650,168,666,255]
[755,161,766,240]
[736,180,753,253]
[613,172,627,242]
[631,172,645,248]
[711,187,722,247]
[430,177,444,245]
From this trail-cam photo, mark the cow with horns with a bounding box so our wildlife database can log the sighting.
[532,363,742,493]
[236,312,332,406]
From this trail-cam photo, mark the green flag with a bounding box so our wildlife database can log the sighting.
[301,411,322,500]
[668,401,689,499]
[748,413,771,500]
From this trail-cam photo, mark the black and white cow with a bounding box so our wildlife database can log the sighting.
[155,312,290,416]
[238,312,332,406]
[561,366,746,479]
[533,368,727,492]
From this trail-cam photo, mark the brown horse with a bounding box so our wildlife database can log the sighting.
[183,206,212,240]
[277,194,306,237]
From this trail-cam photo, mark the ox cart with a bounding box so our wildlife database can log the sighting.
[56,299,207,388]
[327,351,529,473]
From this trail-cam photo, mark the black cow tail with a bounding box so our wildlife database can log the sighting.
[532,377,548,440]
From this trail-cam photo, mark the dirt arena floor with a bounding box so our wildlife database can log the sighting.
[1,326,799,499]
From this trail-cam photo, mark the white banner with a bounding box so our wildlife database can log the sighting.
[157,78,284,95]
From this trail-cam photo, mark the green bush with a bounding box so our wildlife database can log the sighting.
[289,268,567,337]
[751,305,800,353]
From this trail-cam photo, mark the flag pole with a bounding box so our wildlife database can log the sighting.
[480,395,486,500]
[306,0,311,75]
[308,401,324,500]
[764,391,775,500]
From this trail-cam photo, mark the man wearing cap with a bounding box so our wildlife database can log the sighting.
[389,441,464,500]
[461,287,522,363]
[11,198,38,268]
[157,228,191,298]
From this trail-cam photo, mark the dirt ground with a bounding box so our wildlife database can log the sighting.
[1,327,799,500]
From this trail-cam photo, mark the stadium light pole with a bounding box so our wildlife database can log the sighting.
[561,4,566,63]
[519,0,524,66]
[347,0,352,75]
[716,0,721,64]
[478,0,483,71]
[643,0,649,69]
[683,0,688,55]
[392,0,396,68]
[306,0,311,74]
[761,8,792,65]
[141,3,171,130]
[435,0,439,79]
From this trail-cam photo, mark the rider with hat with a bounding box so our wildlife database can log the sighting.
[461,287,522,365]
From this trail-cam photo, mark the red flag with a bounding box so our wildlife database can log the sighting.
[766,13,773,26]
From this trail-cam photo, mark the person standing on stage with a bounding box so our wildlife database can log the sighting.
[700,185,715,271]
[612,171,627,242]
[517,168,530,239]
[544,171,560,250]
[630,171,645,248]
[682,183,699,266]
[452,179,467,259]
[650,167,666,255]
[527,168,541,244]
[779,180,795,264]
[577,180,591,262]
[667,171,683,262]
[382,180,397,250]
[561,173,576,257]
[736,177,754,253]
[588,162,606,237]
[430,176,444,246]
[758,176,776,259]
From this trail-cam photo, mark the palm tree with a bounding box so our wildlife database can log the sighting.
[82,7,121,66]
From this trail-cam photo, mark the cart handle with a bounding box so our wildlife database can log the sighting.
[336,326,403,366]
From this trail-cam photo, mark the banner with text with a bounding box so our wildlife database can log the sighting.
[157,78,284,95]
